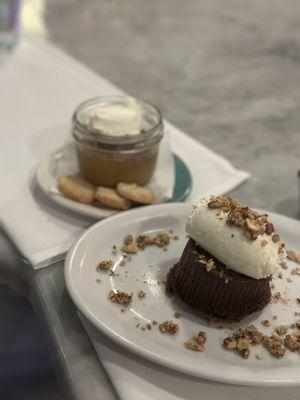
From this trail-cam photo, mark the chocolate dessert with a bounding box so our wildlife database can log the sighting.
[166,196,284,322]
[166,239,271,322]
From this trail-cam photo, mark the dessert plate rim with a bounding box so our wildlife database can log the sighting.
[65,202,300,386]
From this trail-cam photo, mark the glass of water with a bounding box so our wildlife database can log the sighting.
[0,0,19,52]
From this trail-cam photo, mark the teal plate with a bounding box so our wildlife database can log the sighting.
[169,154,192,202]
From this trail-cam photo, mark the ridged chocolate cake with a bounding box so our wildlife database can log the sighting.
[166,238,271,322]
[166,196,284,322]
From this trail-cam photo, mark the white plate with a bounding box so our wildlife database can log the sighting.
[65,203,300,386]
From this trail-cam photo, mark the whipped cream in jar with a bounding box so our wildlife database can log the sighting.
[72,96,164,187]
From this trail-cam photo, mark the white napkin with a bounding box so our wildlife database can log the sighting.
[0,37,249,269]
[80,315,299,400]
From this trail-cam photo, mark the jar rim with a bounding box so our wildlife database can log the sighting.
[72,95,163,147]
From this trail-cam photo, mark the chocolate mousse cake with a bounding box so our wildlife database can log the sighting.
[166,196,285,322]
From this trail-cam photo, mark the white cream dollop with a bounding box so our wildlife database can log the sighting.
[87,97,142,136]
[186,197,281,279]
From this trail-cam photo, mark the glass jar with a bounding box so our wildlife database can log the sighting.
[72,96,164,187]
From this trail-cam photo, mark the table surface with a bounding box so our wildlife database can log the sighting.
[2,0,300,399]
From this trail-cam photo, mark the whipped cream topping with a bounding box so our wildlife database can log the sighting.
[186,197,282,279]
[86,97,142,136]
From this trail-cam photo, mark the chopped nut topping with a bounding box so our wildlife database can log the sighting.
[261,320,271,327]
[159,320,179,335]
[223,336,237,350]
[262,335,286,358]
[207,196,280,242]
[280,261,288,269]
[287,250,300,264]
[274,325,289,336]
[198,254,216,272]
[291,267,300,276]
[174,311,181,318]
[108,290,133,306]
[136,232,170,249]
[185,330,207,352]
[121,242,139,254]
[284,333,300,351]
[272,234,280,243]
[138,290,146,299]
[124,234,133,245]
[97,259,113,271]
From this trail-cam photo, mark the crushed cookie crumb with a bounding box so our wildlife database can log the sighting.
[278,272,283,279]
[261,240,268,247]
[173,235,179,240]
[108,290,133,306]
[121,308,125,313]
[261,320,271,327]
[159,320,179,335]
[174,311,181,318]
[297,298,300,304]
[146,323,152,330]
[273,315,278,320]
[152,320,158,326]
[97,259,113,271]
[287,250,300,264]
[138,290,146,299]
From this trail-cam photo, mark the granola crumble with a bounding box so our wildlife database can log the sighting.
[121,242,139,254]
[97,260,113,271]
[108,290,133,306]
[159,320,179,335]
[284,333,300,351]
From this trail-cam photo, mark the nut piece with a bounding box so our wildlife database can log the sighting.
[108,290,133,306]
[223,336,237,350]
[284,333,300,351]
[121,242,139,254]
[262,335,286,358]
[274,325,289,336]
[58,176,95,204]
[96,259,113,271]
[185,330,207,352]
[159,320,179,335]
[138,290,146,299]
[287,250,300,264]
[116,182,156,205]
[95,187,132,210]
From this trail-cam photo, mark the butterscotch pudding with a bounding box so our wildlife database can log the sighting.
[166,196,285,322]
[72,96,163,187]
